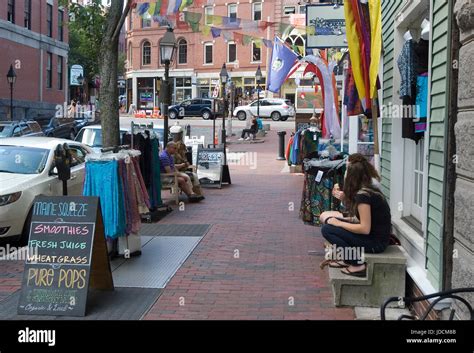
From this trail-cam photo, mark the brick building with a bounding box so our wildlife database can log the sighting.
[125,0,278,112]
[0,0,69,120]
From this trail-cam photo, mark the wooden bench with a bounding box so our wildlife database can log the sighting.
[160,172,180,205]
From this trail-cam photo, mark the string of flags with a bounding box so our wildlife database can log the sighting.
[135,1,316,36]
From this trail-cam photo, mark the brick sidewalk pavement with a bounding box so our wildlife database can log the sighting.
[144,129,354,320]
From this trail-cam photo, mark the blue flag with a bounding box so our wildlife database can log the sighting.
[266,38,299,93]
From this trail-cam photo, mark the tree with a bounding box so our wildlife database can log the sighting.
[98,0,133,147]
[61,0,105,85]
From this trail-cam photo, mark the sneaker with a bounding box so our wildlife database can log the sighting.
[245,137,251,141]
[238,138,244,141]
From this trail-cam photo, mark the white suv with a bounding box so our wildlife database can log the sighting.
[233,98,295,121]
[0,137,92,244]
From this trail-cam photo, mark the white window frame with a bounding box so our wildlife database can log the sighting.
[252,2,262,21]
[204,42,213,65]
[251,41,262,63]
[227,41,237,63]
[142,41,151,66]
[204,6,214,25]
[283,6,296,16]
[228,3,237,19]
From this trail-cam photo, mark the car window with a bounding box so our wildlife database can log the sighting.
[250,101,259,107]
[0,125,13,138]
[52,118,59,128]
[12,126,22,137]
[0,146,49,174]
[27,122,42,132]
[191,99,201,105]
[181,100,191,106]
[20,123,31,134]
[76,128,103,147]
[203,100,212,106]
[68,145,87,167]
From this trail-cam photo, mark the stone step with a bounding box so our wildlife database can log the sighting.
[329,245,407,308]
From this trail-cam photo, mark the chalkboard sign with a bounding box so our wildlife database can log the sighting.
[17,195,113,317]
[196,147,224,188]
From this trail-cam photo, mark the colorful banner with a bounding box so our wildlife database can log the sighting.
[267,38,299,94]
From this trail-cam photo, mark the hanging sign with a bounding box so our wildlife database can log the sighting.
[70,65,84,86]
[196,147,224,188]
[17,196,114,317]
[306,4,347,49]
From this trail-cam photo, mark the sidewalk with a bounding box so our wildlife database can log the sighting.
[144,129,354,320]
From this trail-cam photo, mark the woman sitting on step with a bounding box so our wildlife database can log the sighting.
[320,155,392,278]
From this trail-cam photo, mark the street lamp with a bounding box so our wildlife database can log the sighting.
[255,65,262,119]
[6,65,17,121]
[160,27,177,147]
[219,63,231,184]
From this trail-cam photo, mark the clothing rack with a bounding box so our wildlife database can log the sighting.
[131,122,154,148]
[100,144,130,153]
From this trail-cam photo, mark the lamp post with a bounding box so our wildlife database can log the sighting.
[219,63,229,146]
[77,73,84,107]
[159,27,177,147]
[219,63,231,185]
[6,65,17,121]
[255,65,262,119]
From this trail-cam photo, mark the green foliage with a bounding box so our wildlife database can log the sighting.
[62,0,107,81]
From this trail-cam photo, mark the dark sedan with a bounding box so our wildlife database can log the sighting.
[34,116,77,140]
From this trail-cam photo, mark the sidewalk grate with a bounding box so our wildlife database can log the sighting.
[112,236,202,288]
[139,224,211,237]
[0,287,162,320]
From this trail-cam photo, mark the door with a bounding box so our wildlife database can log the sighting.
[248,101,259,116]
[188,99,202,116]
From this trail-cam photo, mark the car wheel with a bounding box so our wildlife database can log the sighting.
[280,116,289,122]
[19,207,33,247]
[202,111,211,120]
[237,111,247,121]
[271,111,282,121]
[169,110,177,119]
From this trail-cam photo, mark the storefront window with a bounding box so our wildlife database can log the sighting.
[175,77,192,103]
[137,78,154,110]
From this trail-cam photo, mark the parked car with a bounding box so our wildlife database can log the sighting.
[75,124,165,152]
[74,110,100,132]
[0,120,44,138]
[168,99,215,120]
[233,98,295,121]
[0,137,93,244]
[34,116,77,140]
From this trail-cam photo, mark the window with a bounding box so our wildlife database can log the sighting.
[228,42,237,63]
[142,41,151,65]
[57,56,63,90]
[204,6,213,26]
[204,43,213,64]
[141,14,151,28]
[47,4,53,37]
[46,53,52,88]
[283,6,296,15]
[252,2,262,21]
[7,0,15,23]
[299,5,306,14]
[58,9,64,41]
[128,42,133,66]
[178,39,187,64]
[24,0,31,29]
[228,4,237,21]
[252,42,261,62]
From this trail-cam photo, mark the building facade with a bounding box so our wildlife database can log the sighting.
[381,0,472,319]
[125,0,278,113]
[0,0,69,120]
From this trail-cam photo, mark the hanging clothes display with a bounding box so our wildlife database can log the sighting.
[299,158,346,226]
[83,149,150,239]
[123,130,163,208]
[344,54,364,116]
[398,36,428,143]
[286,127,322,165]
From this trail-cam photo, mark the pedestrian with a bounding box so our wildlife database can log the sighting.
[239,115,258,141]
[319,155,392,277]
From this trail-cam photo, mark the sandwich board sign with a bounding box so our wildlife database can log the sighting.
[17,195,114,317]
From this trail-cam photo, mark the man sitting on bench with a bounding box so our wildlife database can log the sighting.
[159,142,204,203]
